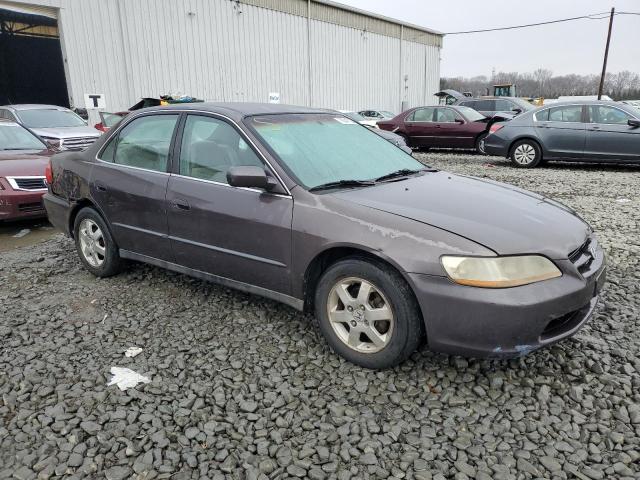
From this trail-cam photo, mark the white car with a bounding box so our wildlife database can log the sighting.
[0,104,101,151]
[337,110,379,128]
[358,109,396,121]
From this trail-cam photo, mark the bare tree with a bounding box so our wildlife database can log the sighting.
[441,69,640,100]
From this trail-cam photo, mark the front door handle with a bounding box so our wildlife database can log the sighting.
[172,198,190,211]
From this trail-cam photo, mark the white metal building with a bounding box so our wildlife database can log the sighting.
[0,0,443,113]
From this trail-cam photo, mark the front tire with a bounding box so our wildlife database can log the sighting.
[509,139,542,168]
[314,258,423,369]
[73,207,122,277]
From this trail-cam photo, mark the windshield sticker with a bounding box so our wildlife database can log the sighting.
[335,117,356,125]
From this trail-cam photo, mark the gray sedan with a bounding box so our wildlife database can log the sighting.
[44,103,605,369]
[483,100,640,167]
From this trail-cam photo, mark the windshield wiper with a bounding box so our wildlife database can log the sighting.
[374,168,431,183]
[309,179,376,192]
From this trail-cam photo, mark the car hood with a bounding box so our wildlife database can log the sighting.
[0,150,51,176]
[331,171,589,259]
[30,126,101,139]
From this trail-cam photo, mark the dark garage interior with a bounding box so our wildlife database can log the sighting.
[0,7,68,107]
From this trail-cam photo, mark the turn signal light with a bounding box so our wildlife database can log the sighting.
[45,159,53,185]
[489,123,504,134]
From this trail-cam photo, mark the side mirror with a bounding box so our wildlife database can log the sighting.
[628,119,640,128]
[227,166,277,191]
[401,145,413,155]
[512,108,523,114]
[454,118,465,124]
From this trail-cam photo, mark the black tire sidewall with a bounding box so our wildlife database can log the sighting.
[73,207,122,277]
[510,140,541,168]
[314,258,422,369]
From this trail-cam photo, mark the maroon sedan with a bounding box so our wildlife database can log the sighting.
[0,120,53,221]
[378,105,504,153]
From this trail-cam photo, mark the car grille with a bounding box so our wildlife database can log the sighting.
[18,201,45,213]
[7,176,47,191]
[63,136,98,150]
[569,237,597,276]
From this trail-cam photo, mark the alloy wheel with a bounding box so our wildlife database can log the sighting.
[78,218,106,267]
[327,277,394,353]
[513,144,537,165]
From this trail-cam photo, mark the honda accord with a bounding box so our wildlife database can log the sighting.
[43,103,606,369]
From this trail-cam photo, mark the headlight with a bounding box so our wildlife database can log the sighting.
[441,255,562,288]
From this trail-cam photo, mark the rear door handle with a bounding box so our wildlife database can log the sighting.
[94,182,107,192]
[172,198,190,211]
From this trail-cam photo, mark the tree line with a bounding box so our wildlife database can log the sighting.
[441,70,640,100]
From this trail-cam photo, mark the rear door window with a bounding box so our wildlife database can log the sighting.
[100,114,179,172]
[408,108,435,122]
[534,109,549,122]
[549,106,583,123]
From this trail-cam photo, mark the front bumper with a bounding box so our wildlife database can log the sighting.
[409,251,606,358]
[0,188,47,221]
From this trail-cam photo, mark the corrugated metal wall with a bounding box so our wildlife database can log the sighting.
[10,0,441,113]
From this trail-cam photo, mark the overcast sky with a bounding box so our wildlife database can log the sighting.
[338,0,640,78]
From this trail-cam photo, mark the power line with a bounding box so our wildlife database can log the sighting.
[445,11,639,35]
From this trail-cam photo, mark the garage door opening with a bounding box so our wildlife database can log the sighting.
[0,4,68,107]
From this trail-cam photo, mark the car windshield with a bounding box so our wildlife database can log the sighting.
[248,113,424,189]
[456,106,486,122]
[17,109,86,128]
[0,123,46,150]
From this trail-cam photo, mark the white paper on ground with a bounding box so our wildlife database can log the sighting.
[107,367,150,391]
[124,347,143,358]
[616,198,631,203]
[13,229,30,238]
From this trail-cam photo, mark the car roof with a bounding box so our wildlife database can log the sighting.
[135,102,334,121]
[1,104,71,111]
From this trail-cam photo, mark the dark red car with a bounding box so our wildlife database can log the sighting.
[377,105,507,153]
[0,120,53,221]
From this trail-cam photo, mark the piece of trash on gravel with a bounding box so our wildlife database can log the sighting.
[482,163,496,168]
[107,367,150,391]
[124,346,143,358]
[616,198,631,203]
[12,229,30,238]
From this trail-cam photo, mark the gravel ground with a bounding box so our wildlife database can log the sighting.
[1,152,639,480]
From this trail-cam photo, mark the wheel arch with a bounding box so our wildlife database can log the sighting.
[301,245,424,322]
[68,198,110,239]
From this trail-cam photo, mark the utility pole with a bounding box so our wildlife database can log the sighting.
[598,8,615,100]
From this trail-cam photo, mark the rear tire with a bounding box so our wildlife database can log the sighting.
[509,139,542,168]
[314,258,423,369]
[73,207,122,277]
